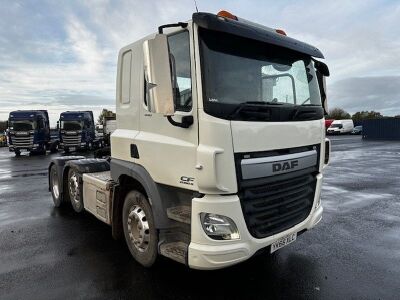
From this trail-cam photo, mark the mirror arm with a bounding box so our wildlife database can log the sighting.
[158,22,188,34]
[167,115,193,129]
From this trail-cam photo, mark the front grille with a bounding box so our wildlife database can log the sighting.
[240,173,316,238]
[62,134,80,146]
[236,144,320,239]
[12,136,33,147]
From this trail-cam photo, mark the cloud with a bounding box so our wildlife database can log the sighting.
[330,76,400,115]
[0,0,400,121]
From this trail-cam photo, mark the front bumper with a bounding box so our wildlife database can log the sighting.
[9,146,38,152]
[188,173,323,270]
[60,143,87,150]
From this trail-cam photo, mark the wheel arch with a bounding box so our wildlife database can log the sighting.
[110,159,174,237]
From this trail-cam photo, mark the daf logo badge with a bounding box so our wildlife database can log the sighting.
[272,160,299,172]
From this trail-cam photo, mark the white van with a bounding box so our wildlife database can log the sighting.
[327,119,354,134]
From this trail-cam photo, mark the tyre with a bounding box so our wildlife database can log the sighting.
[40,144,47,155]
[50,164,62,207]
[64,148,70,154]
[67,168,84,213]
[122,190,158,267]
[15,150,21,157]
[50,143,58,153]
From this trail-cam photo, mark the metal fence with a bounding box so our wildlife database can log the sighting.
[362,118,400,140]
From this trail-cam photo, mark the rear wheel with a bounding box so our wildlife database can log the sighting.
[50,164,62,207]
[68,168,84,213]
[122,190,158,267]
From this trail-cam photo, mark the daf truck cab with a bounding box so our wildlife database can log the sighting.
[59,111,99,153]
[8,110,58,156]
[48,11,331,270]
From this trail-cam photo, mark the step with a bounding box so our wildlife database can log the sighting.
[167,206,191,224]
[159,242,188,265]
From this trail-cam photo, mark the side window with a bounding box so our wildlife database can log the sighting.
[120,50,132,104]
[168,31,192,112]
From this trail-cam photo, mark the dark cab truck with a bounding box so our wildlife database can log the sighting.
[59,111,101,153]
[8,110,58,156]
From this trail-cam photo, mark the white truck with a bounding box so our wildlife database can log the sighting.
[48,11,331,270]
[327,119,354,135]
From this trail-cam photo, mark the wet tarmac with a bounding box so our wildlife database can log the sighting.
[0,136,400,299]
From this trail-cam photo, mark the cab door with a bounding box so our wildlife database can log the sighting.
[135,24,199,191]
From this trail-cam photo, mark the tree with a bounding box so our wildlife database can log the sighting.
[97,109,116,124]
[326,108,351,120]
[352,111,383,121]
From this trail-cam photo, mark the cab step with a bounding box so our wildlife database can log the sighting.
[167,206,191,224]
[159,241,188,264]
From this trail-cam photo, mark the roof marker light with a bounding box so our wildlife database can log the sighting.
[217,10,238,21]
[275,29,287,36]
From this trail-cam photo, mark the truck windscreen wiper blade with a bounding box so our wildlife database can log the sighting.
[228,101,283,119]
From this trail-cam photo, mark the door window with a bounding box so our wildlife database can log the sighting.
[168,31,192,112]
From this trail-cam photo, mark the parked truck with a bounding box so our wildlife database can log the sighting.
[8,110,58,156]
[59,111,101,153]
[48,11,331,269]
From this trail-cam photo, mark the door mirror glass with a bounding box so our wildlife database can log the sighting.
[143,34,175,115]
[316,71,328,115]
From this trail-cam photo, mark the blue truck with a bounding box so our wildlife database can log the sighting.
[7,110,59,156]
[59,111,102,153]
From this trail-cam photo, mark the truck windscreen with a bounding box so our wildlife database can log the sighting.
[9,121,35,131]
[199,28,323,121]
[61,121,83,131]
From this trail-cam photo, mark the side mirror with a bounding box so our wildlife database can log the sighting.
[314,60,330,77]
[316,71,328,115]
[143,34,175,116]
[314,59,329,116]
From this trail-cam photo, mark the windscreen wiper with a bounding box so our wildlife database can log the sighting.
[228,101,283,119]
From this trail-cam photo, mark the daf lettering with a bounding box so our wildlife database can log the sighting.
[273,160,299,172]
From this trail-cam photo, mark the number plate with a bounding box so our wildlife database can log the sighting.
[270,233,297,253]
[70,147,76,151]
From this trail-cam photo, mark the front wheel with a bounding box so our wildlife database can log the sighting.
[50,143,58,153]
[15,150,21,157]
[122,190,158,267]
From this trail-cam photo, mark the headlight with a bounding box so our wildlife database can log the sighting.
[33,143,39,147]
[200,213,240,240]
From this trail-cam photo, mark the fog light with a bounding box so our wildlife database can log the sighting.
[200,213,240,240]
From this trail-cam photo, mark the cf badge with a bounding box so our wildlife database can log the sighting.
[180,176,194,186]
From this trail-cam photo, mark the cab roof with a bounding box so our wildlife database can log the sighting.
[192,12,324,59]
